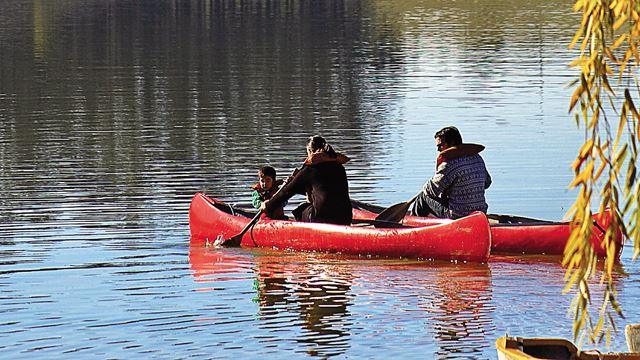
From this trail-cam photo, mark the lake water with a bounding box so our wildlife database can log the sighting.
[1,0,639,358]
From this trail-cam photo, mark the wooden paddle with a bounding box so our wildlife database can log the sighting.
[214,167,299,247]
[214,210,263,247]
[374,193,420,223]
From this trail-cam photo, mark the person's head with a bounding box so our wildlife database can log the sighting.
[306,135,337,157]
[434,126,463,151]
[258,165,276,190]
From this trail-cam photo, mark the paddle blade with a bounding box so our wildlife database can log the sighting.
[214,209,264,247]
[375,201,412,223]
[213,234,243,247]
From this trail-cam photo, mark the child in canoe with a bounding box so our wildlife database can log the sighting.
[252,165,287,220]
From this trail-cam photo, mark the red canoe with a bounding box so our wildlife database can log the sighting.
[350,200,623,260]
[189,192,491,262]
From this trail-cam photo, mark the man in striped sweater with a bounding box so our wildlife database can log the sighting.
[411,126,492,219]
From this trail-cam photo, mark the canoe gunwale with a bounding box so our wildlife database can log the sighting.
[205,196,415,229]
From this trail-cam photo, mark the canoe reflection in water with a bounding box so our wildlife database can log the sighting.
[189,246,354,356]
[253,255,355,356]
[425,265,493,357]
[189,245,494,358]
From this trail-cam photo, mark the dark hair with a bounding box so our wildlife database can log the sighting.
[434,126,463,146]
[259,165,276,180]
[307,135,337,157]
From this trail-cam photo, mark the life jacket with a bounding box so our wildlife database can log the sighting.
[251,179,284,201]
[436,143,485,168]
[303,152,350,165]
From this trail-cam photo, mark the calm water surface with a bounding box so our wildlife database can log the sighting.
[1,0,639,358]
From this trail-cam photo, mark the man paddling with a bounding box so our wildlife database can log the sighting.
[411,126,492,219]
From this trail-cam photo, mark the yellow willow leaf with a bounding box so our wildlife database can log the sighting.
[615,109,628,149]
[569,57,586,67]
[585,188,593,201]
[584,159,595,175]
[623,47,633,63]
[569,176,586,189]
[593,316,604,338]
[563,269,581,293]
[588,102,598,119]
[579,139,595,158]
[612,0,624,17]
[580,279,591,300]
[570,26,585,49]
[628,44,637,64]
[614,144,629,169]
[579,217,592,239]
[590,106,601,126]
[580,72,590,93]
[585,1,597,18]
[568,78,580,88]
[594,161,607,180]
[631,105,640,123]
[613,13,628,30]
[624,89,640,120]
[588,50,600,67]
[597,142,609,161]
[603,76,615,94]
[563,241,581,268]
[571,156,586,171]
[565,230,581,254]
[612,33,627,49]
[608,245,616,272]
[620,58,628,75]
[564,242,580,264]
[627,162,636,187]
[581,17,594,53]
[570,86,584,111]
[604,63,614,75]
[565,203,578,221]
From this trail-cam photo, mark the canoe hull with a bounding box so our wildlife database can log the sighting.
[189,193,491,262]
[496,336,640,360]
[490,210,621,258]
[351,201,623,260]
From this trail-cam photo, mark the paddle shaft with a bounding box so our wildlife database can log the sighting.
[216,210,263,247]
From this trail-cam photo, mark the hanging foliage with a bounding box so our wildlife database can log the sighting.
[567,0,640,346]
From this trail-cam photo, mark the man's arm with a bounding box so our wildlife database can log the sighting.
[484,169,492,189]
[423,163,452,199]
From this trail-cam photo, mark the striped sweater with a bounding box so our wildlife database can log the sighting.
[422,153,491,218]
